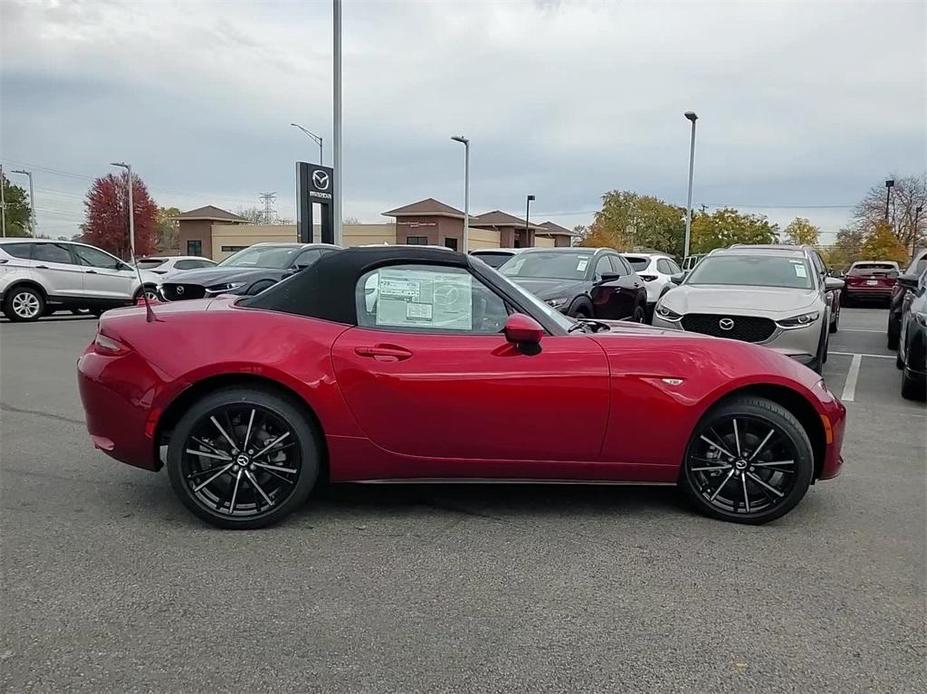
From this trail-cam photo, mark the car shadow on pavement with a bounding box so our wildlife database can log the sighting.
[0,315,97,324]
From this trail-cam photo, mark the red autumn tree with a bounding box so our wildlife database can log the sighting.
[82,171,158,259]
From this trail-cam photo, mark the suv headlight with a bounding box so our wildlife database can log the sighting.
[655,304,683,321]
[545,297,570,309]
[205,282,245,295]
[777,311,820,329]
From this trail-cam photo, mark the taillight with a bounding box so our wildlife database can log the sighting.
[639,274,657,282]
[93,332,129,356]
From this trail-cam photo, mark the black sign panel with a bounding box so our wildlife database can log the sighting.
[297,162,334,244]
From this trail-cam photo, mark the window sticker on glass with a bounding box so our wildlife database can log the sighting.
[576,257,589,272]
[794,264,807,278]
[375,268,472,330]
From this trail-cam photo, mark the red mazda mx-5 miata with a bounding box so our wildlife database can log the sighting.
[78,246,846,528]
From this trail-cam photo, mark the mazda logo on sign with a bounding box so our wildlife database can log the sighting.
[312,170,330,191]
[719,317,734,331]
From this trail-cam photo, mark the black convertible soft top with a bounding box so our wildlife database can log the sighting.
[240,246,468,325]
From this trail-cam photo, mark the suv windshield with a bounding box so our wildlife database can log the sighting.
[501,251,592,280]
[848,262,898,275]
[219,245,301,269]
[686,255,814,289]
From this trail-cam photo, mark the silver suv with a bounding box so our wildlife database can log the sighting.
[0,239,154,321]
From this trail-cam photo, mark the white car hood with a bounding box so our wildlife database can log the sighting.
[662,284,820,318]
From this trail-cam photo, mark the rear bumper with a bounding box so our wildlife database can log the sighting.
[845,286,893,300]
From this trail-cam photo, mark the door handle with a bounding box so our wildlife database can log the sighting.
[354,344,413,362]
[85,270,98,274]
[35,265,48,269]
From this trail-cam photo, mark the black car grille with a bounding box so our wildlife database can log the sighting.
[160,283,207,301]
[681,313,776,343]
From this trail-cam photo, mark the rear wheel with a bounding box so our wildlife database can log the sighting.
[901,369,926,401]
[829,305,840,333]
[630,304,645,323]
[679,396,814,524]
[166,387,319,529]
[3,286,45,322]
[887,316,900,350]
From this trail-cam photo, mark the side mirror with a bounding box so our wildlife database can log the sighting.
[824,277,845,292]
[670,272,686,285]
[599,272,622,283]
[896,273,920,290]
[504,313,544,349]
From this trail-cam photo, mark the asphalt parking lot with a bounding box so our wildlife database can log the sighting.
[1,307,924,693]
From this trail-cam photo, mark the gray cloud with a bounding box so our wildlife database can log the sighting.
[1,0,924,239]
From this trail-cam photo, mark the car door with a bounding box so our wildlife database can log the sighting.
[590,254,638,319]
[30,243,86,299]
[330,262,610,462]
[71,244,137,299]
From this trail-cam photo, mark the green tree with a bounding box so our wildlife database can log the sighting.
[784,217,820,246]
[850,173,926,250]
[581,191,685,256]
[859,221,909,264]
[690,208,779,253]
[823,227,864,270]
[155,206,181,251]
[1,173,32,237]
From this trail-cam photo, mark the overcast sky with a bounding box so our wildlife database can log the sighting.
[1,0,925,241]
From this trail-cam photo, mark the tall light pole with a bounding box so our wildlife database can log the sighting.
[913,205,923,256]
[110,162,135,257]
[525,194,535,247]
[885,179,894,224]
[333,0,343,246]
[451,136,470,251]
[0,164,7,238]
[683,111,698,259]
[11,169,36,236]
[290,123,323,164]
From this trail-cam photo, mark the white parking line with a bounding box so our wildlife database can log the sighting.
[839,328,885,333]
[831,351,895,360]
[841,354,863,402]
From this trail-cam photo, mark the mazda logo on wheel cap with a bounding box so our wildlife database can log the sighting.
[719,317,734,331]
[312,170,330,191]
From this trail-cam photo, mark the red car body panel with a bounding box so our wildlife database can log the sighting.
[77,298,846,483]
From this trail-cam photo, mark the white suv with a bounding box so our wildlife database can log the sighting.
[0,239,156,321]
[621,252,682,316]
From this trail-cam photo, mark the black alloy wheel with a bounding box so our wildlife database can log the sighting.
[167,388,319,529]
[680,397,814,524]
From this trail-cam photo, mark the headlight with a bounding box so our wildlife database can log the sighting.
[915,311,927,328]
[777,311,820,329]
[205,282,245,296]
[655,304,683,321]
[545,297,570,309]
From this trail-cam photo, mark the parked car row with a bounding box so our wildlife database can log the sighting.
[887,249,927,400]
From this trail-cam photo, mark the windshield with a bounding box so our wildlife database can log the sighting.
[624,256,650,271]
[472,252,514,269]
[906,256,927,276]
[219,245,301,269]
[848,262,898,275]
[501,251,592,280]
[137,258,166,269]
[482,265,575,332]
[686,255,814,289]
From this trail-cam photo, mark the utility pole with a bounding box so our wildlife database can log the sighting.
[0,164,6,238]
[11,169,36,235]
[110,162,135,257]
[259,192,277,224]
[684,111,698,259]
[333,0,343,246]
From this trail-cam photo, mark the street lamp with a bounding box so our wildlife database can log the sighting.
[683,111,698,259]
[110,162,134,257]
[914,205,923,255]
[290,123,324,165]
[10,169,36,236]
[333,0,343,246]
[451,135,470,251]
[885,179,895,224]
[525,194,535,246]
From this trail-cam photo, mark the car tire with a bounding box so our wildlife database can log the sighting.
[896,350,904,370]
[569,303,590,319]
[901,369,926,401]
[887,317,900,350]
[679,396,814,525]
[829,306,839,334]
[2,286,45,322]
[166,387,320,529]
[630,304,646,323]
[808,323,828,374]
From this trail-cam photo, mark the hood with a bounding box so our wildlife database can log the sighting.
[661,284,820,317]
[511,277,588,301]
[161,266,285,287]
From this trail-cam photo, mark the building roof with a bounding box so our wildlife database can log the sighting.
[175,206,247,222]
[382,198,465,219]
[470,210,546,230]
[537,220,577,236]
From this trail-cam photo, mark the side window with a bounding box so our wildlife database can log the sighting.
[593,255,612,280]
[293,249,322,268]
[656,259,673,274]
[187,240,203,256]
[811,252,825,277]
[1,243,34,259]
[73,245,124,269]
[33,243,76,265]
[667,259,682,274]
[356,264,508,334]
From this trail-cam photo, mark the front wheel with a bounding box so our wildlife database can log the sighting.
[166,387,320,529]
[679,396,814,524]
[3,286,45,322]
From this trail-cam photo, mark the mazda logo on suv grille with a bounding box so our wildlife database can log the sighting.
[175,286,184,295]
[718,317,734,331]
